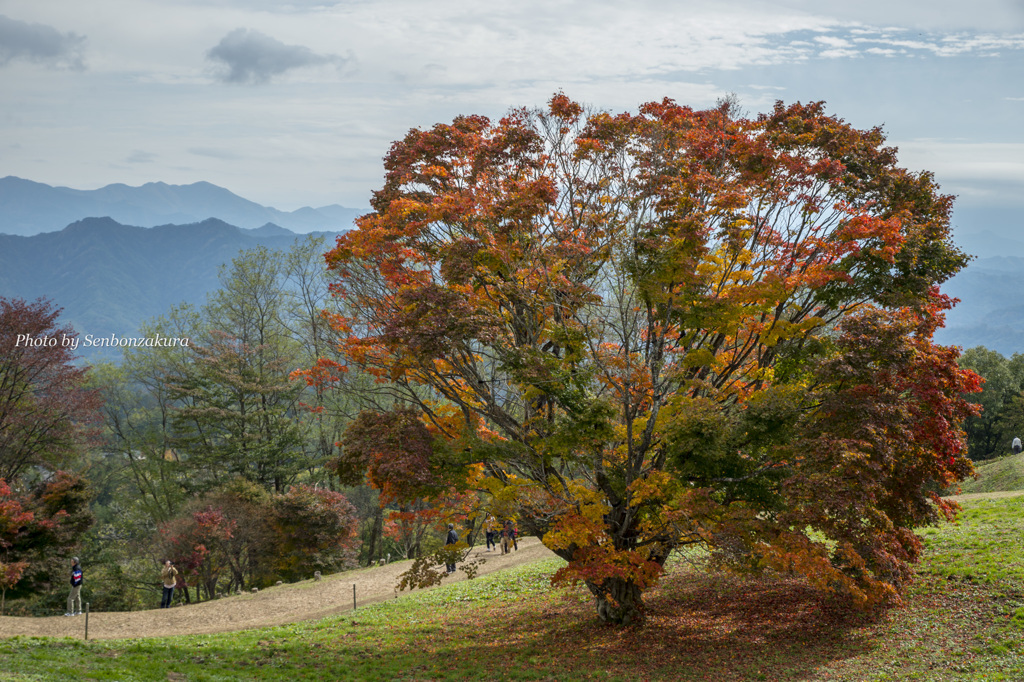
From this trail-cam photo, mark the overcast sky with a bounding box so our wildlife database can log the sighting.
[1,0,1022,228]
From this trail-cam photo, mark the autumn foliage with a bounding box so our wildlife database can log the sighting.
[0,473,93,600]
[157,480,359,598]
[310,94,978,624]
[0,297,102,482]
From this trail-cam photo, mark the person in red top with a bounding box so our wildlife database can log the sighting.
[65,557,83,616]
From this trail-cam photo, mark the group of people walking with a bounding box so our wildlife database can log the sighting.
[443,516,518,574]
[484,517,517,554]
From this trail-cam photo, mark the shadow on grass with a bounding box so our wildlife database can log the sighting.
[411,569,883,681]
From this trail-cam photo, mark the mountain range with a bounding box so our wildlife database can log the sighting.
[0,176,363,236]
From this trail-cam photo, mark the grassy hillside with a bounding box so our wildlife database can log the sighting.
[956,452,1024,494]
[4,496,1024,681]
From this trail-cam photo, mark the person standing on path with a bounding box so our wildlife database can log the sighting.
[160,560,179,608]
[65,557,83,616]
[485,515,497,551]
[445,523,459,574]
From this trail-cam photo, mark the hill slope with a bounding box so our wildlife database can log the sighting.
[956,452,1024,494]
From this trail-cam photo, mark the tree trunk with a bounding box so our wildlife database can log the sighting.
[587,576,644,626]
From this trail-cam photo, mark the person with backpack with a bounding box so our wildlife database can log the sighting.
[445,523,459,574]
[65,557,83,616]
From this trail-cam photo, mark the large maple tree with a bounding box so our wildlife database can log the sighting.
[312,95,979,624]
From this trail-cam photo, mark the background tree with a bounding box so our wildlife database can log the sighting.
[271,483,359,579]
[156,479,357,597]
[0,478,33,609]
[281,236,356,472]
[337,407,483,560]
[313,95,977,624]
[957,346,1024,460]
[168,246,324,493]
[169,329,306,492]
[0,297,102,481]
[0,558,27,615]
[0,473,93,597]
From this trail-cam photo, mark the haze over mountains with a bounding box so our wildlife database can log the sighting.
[0,177,1021,360]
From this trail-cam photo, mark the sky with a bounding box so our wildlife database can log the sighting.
[1,0,1022,234]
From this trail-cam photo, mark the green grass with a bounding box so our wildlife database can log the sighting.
[957,452,1024,494]
[918,495,1024,584]
[5,500,1024,680]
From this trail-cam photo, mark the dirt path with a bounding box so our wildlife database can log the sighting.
[0,537,555,641]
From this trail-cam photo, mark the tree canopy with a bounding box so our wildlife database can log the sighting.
[310,94,978,625]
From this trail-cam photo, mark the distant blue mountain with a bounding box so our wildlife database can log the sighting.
[0,217,339,361]
[0,176,366,236]
[936,255,1024,355]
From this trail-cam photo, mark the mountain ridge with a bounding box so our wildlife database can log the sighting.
[0,176,366,236]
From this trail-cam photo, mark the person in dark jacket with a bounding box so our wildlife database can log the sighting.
[66,557,83,616]
[445,523,459,573]
[485,515,497,552]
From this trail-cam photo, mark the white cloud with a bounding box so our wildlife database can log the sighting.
[815,35,853,48]
[896,140,1024,206]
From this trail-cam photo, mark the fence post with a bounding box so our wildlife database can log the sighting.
[84,603,89,641]
[353,584,356,611]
